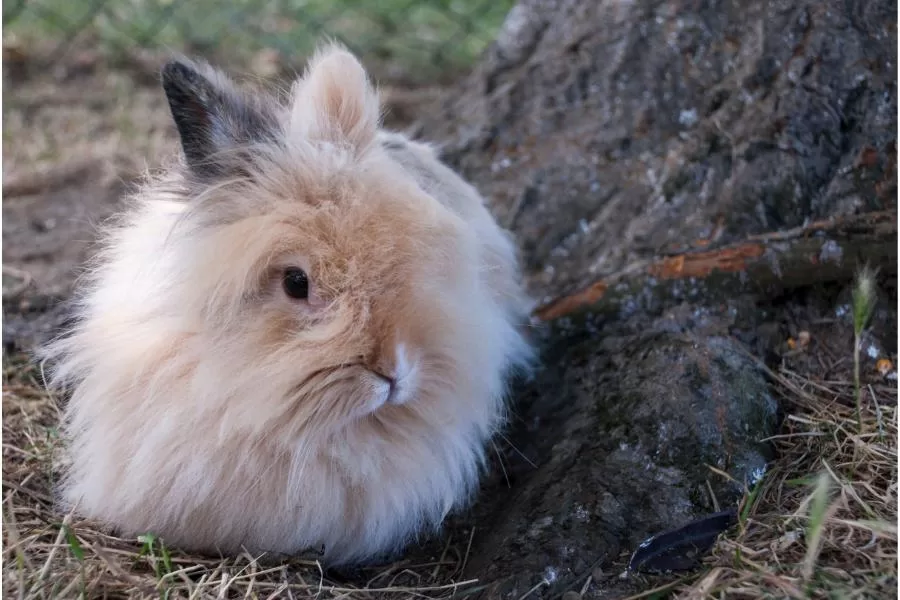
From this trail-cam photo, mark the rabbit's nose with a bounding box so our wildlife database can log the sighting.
[371,370,397,396]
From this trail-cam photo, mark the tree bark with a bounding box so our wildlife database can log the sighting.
[416,0,897,304]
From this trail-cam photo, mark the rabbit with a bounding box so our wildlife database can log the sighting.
[39,43,534,566]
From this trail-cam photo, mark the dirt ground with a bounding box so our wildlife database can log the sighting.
[3,50,177,350]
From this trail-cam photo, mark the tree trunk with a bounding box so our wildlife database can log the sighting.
[409,0,897,598]
[417,0,897,305]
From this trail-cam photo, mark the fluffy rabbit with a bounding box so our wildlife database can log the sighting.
[40,44,533,565]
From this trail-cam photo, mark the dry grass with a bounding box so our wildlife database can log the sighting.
[671,357,898,599]
[4,332,896,600]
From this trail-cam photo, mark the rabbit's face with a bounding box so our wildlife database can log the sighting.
[187,163,485,438]
[151,49,524,442]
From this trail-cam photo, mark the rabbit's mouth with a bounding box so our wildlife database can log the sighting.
[357,355,421,412]
[285,361,417,427]
[370,370,398,402]
[338,366,411,421]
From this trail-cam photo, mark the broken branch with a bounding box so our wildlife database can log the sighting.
[533,211,897,321]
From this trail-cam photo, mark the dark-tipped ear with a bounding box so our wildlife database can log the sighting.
[161,59,278,178]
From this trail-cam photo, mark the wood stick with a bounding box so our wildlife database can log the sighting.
[533,211,897,321]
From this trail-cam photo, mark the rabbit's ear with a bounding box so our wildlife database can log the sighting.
[289,44,380,153]
[161,59,278,178]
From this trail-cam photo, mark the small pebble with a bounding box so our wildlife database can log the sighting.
[562,592,582,600]
[592,566,605,580]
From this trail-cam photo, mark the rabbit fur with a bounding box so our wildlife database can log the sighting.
[40,43,533,565]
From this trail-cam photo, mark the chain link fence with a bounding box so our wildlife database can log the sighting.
[3,0,513,82]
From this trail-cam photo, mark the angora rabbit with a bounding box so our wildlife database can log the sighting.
[41,44,533,565]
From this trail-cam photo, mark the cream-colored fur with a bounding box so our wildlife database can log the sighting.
[40,44,533,565]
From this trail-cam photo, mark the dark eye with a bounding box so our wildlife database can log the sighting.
[282,268,309,299]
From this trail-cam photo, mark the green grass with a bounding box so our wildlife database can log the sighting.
[800,472,835,584]
[3,0,514,81]
[851,267,877,430]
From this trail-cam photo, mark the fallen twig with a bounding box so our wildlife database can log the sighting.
[534,211,897,321]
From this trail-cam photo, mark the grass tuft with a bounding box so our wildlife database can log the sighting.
[674,331,897,599]
[800,472,835,584]
[851,267,878,431]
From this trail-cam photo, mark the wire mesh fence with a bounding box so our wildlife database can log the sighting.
[3,0,514,82]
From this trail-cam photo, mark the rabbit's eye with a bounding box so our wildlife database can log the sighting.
[282,268,309,300]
